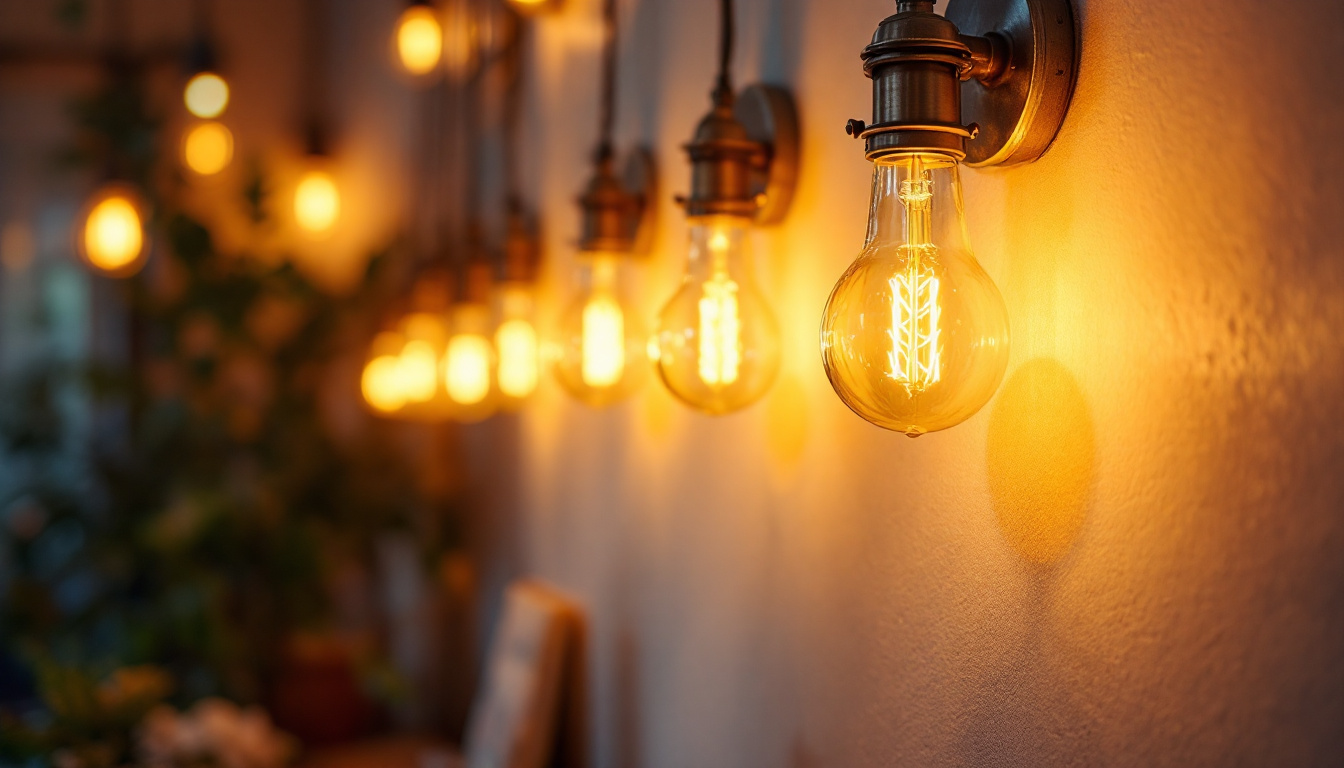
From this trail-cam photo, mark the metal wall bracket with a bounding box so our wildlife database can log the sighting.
[947,0,1078,166]
[736,84,800,225]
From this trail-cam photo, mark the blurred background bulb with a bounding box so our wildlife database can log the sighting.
[820,154,1009,436]
[494,281,539,406]
[553,254,646,407]
[183,72,230,119]
[655,216,779,414]
[444,302,496,421]
[394,2,443,77]
[183,121,233,176]
[78,183,148,277]
[294,169,340,235]
[362,331,410,414]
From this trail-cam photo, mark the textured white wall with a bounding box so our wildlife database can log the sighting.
[468,0,1344,765]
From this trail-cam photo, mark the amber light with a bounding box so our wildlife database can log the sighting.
[183,121,234,176]
[294,170,340,236]
[184,72,230,119]
[79,184,149,277]
[394,2,444,77]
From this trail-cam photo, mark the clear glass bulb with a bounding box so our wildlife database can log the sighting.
[362,331,409,414]
[655,216,780,414]
[494,281,540,407]
[183,121,233,176]
[444,302,497,422]
[184,72,229,119]
[553,253,647,407]
[821,153,1009,436]
[294,168,340,236]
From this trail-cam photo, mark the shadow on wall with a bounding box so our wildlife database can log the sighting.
[986,357,1096,564]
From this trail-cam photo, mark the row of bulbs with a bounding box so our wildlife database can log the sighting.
[80,65,344,278]
[377,0,1010,437]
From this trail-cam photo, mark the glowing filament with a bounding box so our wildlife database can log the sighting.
[183,121,233,176]
[84,195,143,272]
[887,165,942,392]
[294,171,340,234]
[496,319,539,398]
[399,340,439,403]
[581,296,624,388]
[888,256,942,391]
[362,355,407,413]
[184,72,230,119]
[445,334,491,405]
[698,275,741,386]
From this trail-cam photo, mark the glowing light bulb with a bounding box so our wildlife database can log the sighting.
[294,169,340,235]
[79,184,148,277]
[494,282,539,404]
[399,340,439,403]
[444,303,496,421]
[183,121,233,176]
[184,72,230,119]
[654,218,779,415]
[554,254,646,407]
[362,331,410,414]
[821,153,1009,436]
[394,3,443,76]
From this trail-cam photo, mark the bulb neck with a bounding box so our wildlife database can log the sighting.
[686,216,754,281]
[864,155,969,254]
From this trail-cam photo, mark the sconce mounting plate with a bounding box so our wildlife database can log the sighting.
[622,148,658,255]
[946,0,1078,166]
[735,84,799,225]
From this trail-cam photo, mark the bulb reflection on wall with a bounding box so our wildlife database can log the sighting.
[553,254,646,407]
[655,216,779,414]
[294,169,340,236]
[184,72,230,119]
[78,184,149,277]
[494,282,539,405]
[820,154,1009,436]
[183,121,234,176]
[394,1,443,77]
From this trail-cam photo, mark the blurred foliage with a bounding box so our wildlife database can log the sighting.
[0,27,460,764]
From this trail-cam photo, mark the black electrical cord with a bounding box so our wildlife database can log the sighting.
[716,0,734,98]
[595,0,618,160]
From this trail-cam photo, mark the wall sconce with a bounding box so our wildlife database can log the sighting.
[78,182,150,277]
[820,0,1077,436]
[654,0,798,415]
[393,0,445,79]
[494,204,542,408]
[553,0,652,408]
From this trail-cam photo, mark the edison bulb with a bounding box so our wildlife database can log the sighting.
[394,3,443,76]
[553,254,646,407]
[78,184,148,277]
[494,281,539,406]
[362,331,409,414]
[184,72,230,119]
[183,121,233,175]
[294,169,340,235]
[655,216,779,414]
[444,302,496,421]
[821,154,1009,436]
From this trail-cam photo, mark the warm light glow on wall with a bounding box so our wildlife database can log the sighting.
[394,3,444,76]
[184,72,230,119]
[79,185,149,277]
[294,170,340,235]
[183,121,234,176]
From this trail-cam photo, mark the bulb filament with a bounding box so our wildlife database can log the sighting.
[582,295,625,387]
[888,159,942,392]
[698,229,742,387]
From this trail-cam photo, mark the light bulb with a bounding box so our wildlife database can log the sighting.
[183,121,233,176]
[362,331,410,414]
[553,254,646,407]
[821,153,1009,436]
[294,169,340,235]
[655,216,780,414]
[78,184,148,277]
[184,72,230,119]
[444,302,496,421]
[494,281,539,406]
[394,3,443,77]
